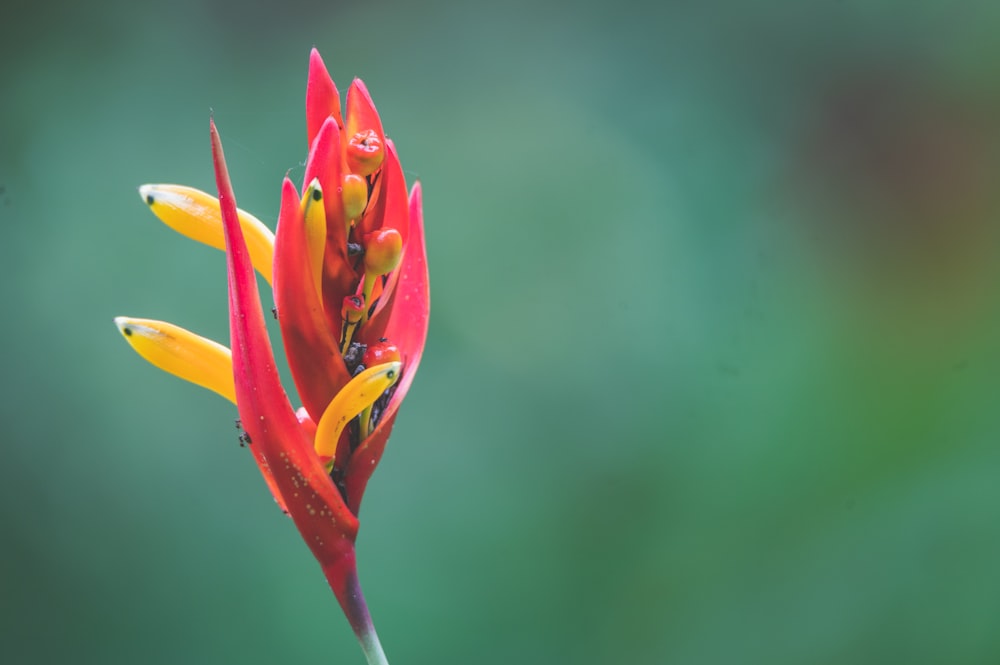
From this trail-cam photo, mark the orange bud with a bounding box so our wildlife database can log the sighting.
[342,174,368,221]
[346,130,385,176]
[362,228,403,276]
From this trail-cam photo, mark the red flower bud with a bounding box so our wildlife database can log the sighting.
[363,340,401,367]
[346,129,385,176]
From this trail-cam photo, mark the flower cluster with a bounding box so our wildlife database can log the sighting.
[115,49,428,664]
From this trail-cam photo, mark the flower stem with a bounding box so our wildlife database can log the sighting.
[325,556,390,665]
[358,623,389,665]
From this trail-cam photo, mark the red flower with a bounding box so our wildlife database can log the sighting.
[115,49,429,664]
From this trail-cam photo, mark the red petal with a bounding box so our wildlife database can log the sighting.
[212,119,359,549]
[303,116,346,233]
[273,177,352,422]
[358,142,410,341]
[344,182,429,512]
[357,140,409,244]
[305,48,343,146]
[343,413,397,515]
[345,78,385,156]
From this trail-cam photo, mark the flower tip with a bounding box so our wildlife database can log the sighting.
[210,118,226,162]
[138,184,155,206]
[309,47,328,73]
[210,120,238,212]
[114,316,158,341]
[306,177,323,200]
[306,49,342,143]
[351,77,370,96]
[114,316,160,345]
[384,360,402,381]
[136,183,187,211]
[114,316,156,340]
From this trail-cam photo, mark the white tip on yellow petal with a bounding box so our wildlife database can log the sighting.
[313,361,402,459]
[139,184,275,285]
[114,316,235,403]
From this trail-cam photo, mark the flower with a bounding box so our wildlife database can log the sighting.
[114,49,429,664]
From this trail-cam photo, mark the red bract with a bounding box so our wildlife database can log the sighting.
[115,49,428,664]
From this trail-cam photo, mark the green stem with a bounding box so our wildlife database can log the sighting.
[331,560,389,665]
[358,623,389,665]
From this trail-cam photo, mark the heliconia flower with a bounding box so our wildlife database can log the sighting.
[114,49,429,665]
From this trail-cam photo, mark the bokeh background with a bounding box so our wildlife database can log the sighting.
[3,1,1000,663]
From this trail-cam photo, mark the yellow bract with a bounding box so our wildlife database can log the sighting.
[139,184,275,285]
[313,362,402,460]
[114,316,235,403]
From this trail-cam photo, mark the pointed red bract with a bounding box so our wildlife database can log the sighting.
[303,117,345,226]
[345,78,385,152]
[273,177,352,422]
[359,143,410,342]
[212,120,359,559]
[345,182,429,511]
[383,182,430,396]
[306,48,343,145]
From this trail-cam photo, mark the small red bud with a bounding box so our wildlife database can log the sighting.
[363,340,401,367]
[346,130,385,176]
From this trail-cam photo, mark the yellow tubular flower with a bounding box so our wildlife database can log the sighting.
[114,316,235,403]
[138,184,276,285]
[313,362,402,460]
[300,178,328,298]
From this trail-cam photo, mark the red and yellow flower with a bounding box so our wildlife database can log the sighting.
[115,49,428,664]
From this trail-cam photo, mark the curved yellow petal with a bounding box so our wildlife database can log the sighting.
[114,316,235,403]
[313,361,402,459]
[300,178,327,299]
[138,184,275,285]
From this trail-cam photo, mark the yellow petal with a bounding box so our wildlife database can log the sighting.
[300,178,327,298]
[138,184,275,285]
[114,316,235,403]
[313,361,402,459]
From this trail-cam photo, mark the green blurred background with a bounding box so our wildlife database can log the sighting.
[3,1,1000,663]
